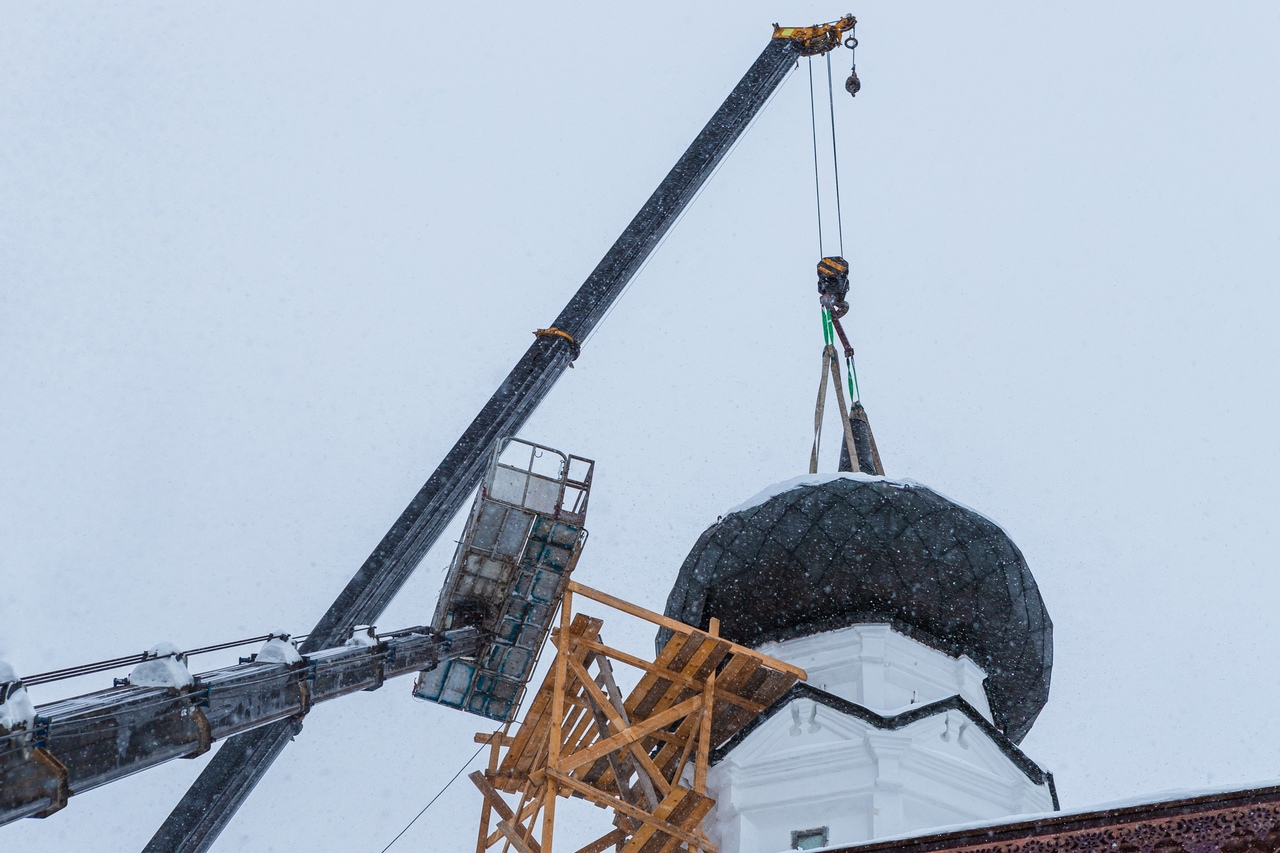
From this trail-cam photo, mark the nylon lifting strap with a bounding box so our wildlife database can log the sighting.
[810,342,860,475]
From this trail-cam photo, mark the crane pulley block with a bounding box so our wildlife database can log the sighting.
[773,14,856,56]
[818,255,851,319]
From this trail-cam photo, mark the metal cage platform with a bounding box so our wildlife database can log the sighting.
[415,438,594,722]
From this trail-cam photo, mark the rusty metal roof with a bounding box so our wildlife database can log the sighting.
[818,784,1280,852]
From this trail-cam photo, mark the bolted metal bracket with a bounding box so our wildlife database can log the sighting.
[773,14,856,57]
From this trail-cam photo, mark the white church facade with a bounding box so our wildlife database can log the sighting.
[661,471,1058,853]
[705,625,1055,852]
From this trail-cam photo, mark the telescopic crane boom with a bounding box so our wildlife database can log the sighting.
[148,21,854,852]
[0,17,859,853]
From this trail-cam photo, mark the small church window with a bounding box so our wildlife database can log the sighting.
[791,827,829,850]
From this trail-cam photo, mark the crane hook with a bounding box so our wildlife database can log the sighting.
[817,256,851,319]
[844,35,860,97]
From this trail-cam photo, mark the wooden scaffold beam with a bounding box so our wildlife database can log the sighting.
[470,582,806,853]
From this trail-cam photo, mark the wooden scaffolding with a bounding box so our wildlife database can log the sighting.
[470,581,806,853]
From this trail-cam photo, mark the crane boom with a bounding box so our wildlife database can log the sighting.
[146,33,807,853]
[0,629,482,829]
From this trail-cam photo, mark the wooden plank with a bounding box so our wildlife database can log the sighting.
[664,631,707,677]
[595,654,659,811]
[548,589,574,774]
[574,684,639,817]
[541,779,557,853]
[622,786,686,852]
[474,771,546,853]
[711,667,798,747]
[475,732,518,747]
[558,693,604,715]
[695,658,714,794]
[588,712,701,799]
[508,784,536,853]
[486,796,543,848]
[546,770,716,853]
[646,641,735,770]
[626,783,714,853]
[643,670,795,778]
[502,683,551,775]
[629,638,699,722]
[560,696,702,775]
[641,790,715,853]
[694,618,718,798]
[543,590,573,853]
[648,708,704,778]
[476,798,492,853]
[573,828,628,853]
[479,586,801,853]
[507,615,601,760]
[711,652,760,696]
[624,633,688,722]
[576,718,621,792]
[505,615,603,785]
[561,656,673,796]
[669,708,701,788]
[646,660,751,773]
[553,657,612,769]
[476,733,508,853]
[568,582,806,679]
[623,739,672,799]
[498,821,539,853]
[573,638,765,714]
[746,668,798,707]
[471,771,521,826]
[560,701,596,761]
[732,660,775,700]
[701,653,762,749]
[560,653,686,794]
[688,639,732,683]
[643,635,719,721]
[665,795,714,853]
[595,651,636,722]
[655,681,799,770]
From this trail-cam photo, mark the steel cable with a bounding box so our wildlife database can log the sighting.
[583,51,800,349]
[376,742,488,852]
[826,51,845,257]
[808,57,825,257]
[19,632,316,687]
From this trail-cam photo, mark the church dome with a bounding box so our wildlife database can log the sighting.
[662,473,1052,743]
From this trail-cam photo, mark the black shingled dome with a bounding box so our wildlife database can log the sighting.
[662,475,1052,743]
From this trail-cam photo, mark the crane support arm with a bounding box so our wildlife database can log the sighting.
[0,628,481,830]
[148,32,804,853]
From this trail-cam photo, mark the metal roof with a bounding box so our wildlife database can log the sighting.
[662,476,1053,743]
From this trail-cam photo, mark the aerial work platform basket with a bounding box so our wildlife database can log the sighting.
[415,438,594,722]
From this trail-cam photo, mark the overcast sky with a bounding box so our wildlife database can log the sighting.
[3,3,1279,851]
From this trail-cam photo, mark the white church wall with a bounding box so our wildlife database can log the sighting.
[753,624,994,723]
[705,687,1053,852]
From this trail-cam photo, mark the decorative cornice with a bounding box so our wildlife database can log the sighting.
[822,784,1280,853]
[712,684,1055,800]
